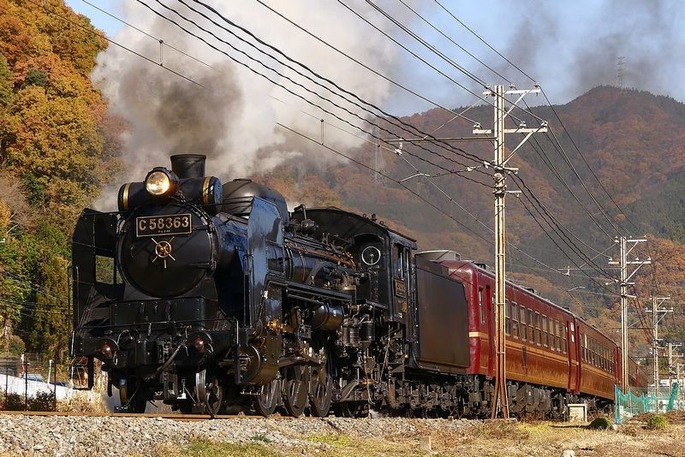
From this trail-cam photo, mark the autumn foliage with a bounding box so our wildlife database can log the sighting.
[0,0,113,360]
[1,0,685,382]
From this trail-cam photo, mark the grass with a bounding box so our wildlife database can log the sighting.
[151,438,280,457]
[149,434,419,457]
[645,414,670,430]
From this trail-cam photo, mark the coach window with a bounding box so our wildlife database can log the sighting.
[556,321,562,351]
[603,346,608,370]
[602,347,609,371]
[535,312,541,345]
[570,322,575,344]
[520,307,527,341]
[542,316,549,347]
[595,340,602,368]
[562,324,568,354]
[529,309,535,344]
[504,300,509,335]
[602,348,607,371]
[478,288,485,325]
[512,303,519,338]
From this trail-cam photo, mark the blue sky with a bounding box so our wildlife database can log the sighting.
[65,0,685,115]
[62,0,685,186]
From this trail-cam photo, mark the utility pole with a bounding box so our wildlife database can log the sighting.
[609,237,650,392]
[645,296,672,396]
[474,85,548,419]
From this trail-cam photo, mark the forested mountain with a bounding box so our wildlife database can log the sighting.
[0,0,116,360]
[1,0,685,376]
[261,86,685,363]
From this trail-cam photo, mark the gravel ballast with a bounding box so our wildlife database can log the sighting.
[0,414,474,456]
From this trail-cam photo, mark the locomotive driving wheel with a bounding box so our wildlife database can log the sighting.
[282,365,308,417]
[196,369,223,416]
[309,356,333,417]
[254,377,281,416]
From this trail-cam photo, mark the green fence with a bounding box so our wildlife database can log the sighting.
[614,384,680,424]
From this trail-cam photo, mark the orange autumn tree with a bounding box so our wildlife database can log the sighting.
[0,0,116,360]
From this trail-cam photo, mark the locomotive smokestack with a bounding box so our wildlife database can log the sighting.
[171,154,206,179]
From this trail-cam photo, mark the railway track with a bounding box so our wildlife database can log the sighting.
[0,409,278,420]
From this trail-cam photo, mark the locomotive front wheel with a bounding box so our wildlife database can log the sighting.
[335,401,369,418]
[254,377,281,416]
[309,360,333,417]
[196,369,223,416]
[282,365,308,417]
[118,378,147,413]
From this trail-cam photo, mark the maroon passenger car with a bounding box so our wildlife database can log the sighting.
[435,256,626,415]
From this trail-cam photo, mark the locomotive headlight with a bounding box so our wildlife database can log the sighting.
[145,168,177,196]
[188,332,213,354]
[96,338,118,359]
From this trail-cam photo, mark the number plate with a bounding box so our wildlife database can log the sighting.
[136,214,192,237]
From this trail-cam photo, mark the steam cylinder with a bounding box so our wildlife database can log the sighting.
[311,303,344,331]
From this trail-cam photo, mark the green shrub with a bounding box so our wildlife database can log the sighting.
[2,391,56,411]
[30,391,56,411]
[646,414,669,430]
[8,335,25,356]
[588,416,612,430]
[3,393,25,411]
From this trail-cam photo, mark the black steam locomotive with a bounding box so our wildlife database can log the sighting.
[72,154,638,417]
[71,154,474,416]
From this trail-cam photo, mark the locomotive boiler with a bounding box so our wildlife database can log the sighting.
[71,154,644,418]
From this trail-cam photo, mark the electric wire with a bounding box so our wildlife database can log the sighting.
[337,0,490,104]
[140,0,487,178]
[182,0,489,169]
[25,0,205,87]
[254,0,482,126]
[363,0,488,88]
[33,1,664,334]
[397,0,511,84]
[81,0,214,68]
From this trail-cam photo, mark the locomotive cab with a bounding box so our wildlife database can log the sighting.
[289,207,417,322]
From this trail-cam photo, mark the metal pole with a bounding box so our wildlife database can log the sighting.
[619,237,628,393]
[24,356,28,411]
[473,85,547,419]
[610,237,651,393]
[653,297,659,397]
[493,85,509,419]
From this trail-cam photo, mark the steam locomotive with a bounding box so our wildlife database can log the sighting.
[71,154,643,417]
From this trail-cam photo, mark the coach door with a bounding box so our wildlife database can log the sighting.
[567,320,580,393]
[486,285,495,378]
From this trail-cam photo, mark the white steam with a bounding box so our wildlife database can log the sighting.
[92,0,406,188]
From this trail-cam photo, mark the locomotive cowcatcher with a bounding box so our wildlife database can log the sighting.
[71,154,640,417]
